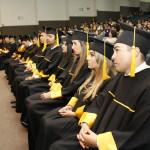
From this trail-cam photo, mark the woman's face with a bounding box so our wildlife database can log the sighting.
[72,40,82,55]
[87,50,98,69]
[62,41,67,53]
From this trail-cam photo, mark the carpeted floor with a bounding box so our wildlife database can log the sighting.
[0,70,28,150]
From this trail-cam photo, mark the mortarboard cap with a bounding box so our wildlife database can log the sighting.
[72,30,92,42]
[46,27,64,36]
[41,26,47,33]
[33,32,38,38]
[9,35,16,39]
[4,35,9,38]
[63,32,73,43]
[90,38,113,60]
[21,35,30,42]
[0,35,3,39]
[116,21,150,57]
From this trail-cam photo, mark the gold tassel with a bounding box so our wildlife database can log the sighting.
[130,26,136,77]
[28,35,33,44]
[103,41,110,80]
[86,32,90,58]
[56,29,60,46]
[42,40,47,52]
[37,34,40,47]
[42,26,47,52]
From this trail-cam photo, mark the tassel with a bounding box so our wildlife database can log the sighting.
[86,32,90,58]
[29,35,33,44]
[42,40,47,52]
[56,29,60,46]
[130,26,136,77]
[37,34,40,47]
[103,41,110,80]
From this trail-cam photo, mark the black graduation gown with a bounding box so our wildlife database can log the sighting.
[15,46,63,112]
[7,44,34,85]
[0,42,13,70]
[49,68,150,150]
[20,55,74,125]
[28,54,74,95]
[10,44,47,95]
[26,62,91,150]
[35,79,111,150]
[10,45,51,110]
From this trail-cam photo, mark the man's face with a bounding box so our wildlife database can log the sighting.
[112,43,132,74]
[9,38,14,43]
[40,32,46,43]
[46,34,56,45]
[22,41,29,48]
[5,37,9,43]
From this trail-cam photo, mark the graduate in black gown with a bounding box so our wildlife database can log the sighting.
[49,22,150,150]
[35,38,116,150]
[0,35,17,70]
[10,32,47,102]
[7,35,34,85]
[25,30,92,150]
[14,27,63,112]
[20,32,73,124]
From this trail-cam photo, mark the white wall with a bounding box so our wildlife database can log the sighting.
[0,0,147,27]
[37,0,69,21]
[96,0,119,11]
[0,0,37,26]
[68,0,97,17]
[96,0,141,12]
[116,0,140,8]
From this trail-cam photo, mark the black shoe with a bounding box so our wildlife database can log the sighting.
[11,105,16,108]
[21,121,28,128]
[10,100,16,104]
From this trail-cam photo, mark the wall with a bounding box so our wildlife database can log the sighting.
[140,2,150,11]
[0,0,149,35]
[68,0,96,17]
[37,0,69,21]
[0,0,37,26]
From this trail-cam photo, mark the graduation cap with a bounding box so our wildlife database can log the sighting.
[63,32,73,43]
[90,38,113,60]
[116,21,150,77]
[18,35,23,39]
[0,35,3,39]
[21,35,30,42]
[4,35,9,38]
[41,26,47,33]
[72,30,91,42]
[9,35,16,39]
[90,38,113,80]
[33,32,38,38]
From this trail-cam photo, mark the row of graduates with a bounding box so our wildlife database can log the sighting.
[3,21,150,150]
[0,35,19,70]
